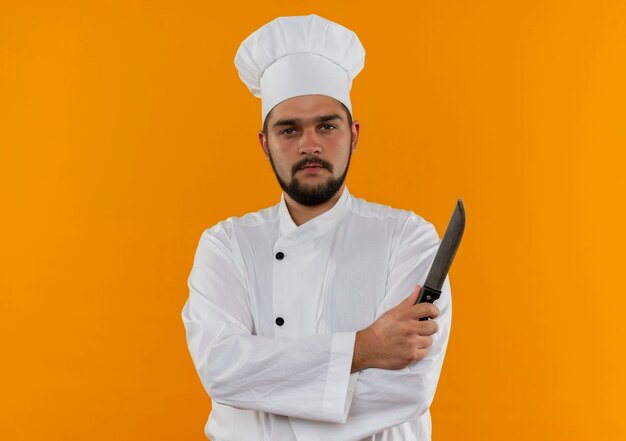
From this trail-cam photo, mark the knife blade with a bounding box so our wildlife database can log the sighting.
[416,197,465,320]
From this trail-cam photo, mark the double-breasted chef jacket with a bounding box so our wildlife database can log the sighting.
[182,186,452,441]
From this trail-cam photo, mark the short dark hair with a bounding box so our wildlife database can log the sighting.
[262,100,353,136]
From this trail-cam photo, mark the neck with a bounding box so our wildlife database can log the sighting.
[284,184,345,226]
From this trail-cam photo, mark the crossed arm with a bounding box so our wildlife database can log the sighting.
[182,219,452,437]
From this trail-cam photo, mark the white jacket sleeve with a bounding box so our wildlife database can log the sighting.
[289,218,453,440]
[181,227,356,423]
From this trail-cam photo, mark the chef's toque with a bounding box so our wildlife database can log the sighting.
[234,14,365,124]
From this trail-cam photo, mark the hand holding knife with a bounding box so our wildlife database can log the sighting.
[351,198,465,372]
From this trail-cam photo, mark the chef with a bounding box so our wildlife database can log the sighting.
[182,14,452,441]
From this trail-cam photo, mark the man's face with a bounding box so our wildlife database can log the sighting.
[258,95,360,206]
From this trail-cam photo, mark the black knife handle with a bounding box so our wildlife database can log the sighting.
[416,285,441,321]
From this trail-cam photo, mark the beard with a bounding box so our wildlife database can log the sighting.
[268,142,352,207]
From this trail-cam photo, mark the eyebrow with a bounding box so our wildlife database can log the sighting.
[272,113,343,128]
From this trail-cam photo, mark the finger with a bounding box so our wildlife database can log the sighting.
[418,335,433,349]
[407,319,438,336]
[408,302,440,320]
[416,320,439,336]
[402,285,422,306]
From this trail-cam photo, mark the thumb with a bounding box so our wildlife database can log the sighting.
[403,285,422,305]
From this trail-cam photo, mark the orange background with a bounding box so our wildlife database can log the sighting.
[1,1,625,440]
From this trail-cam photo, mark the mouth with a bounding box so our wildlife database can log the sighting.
[297,164,327,175]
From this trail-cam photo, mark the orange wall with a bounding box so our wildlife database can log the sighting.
[1,1,625,440]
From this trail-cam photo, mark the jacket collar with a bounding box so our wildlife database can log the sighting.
[277,186,352,245]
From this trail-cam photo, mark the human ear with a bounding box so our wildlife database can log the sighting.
[350,120,360,152]
[258,131,270,161]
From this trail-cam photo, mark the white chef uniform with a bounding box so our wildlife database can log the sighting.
[182,186,452,440]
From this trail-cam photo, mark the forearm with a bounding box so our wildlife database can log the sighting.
[293,299,451,440]
[294,277,452,440]
[182,296,357,423]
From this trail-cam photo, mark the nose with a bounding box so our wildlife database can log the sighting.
[298,127,322,155]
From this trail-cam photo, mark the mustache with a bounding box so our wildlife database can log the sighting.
[292,156,333,175]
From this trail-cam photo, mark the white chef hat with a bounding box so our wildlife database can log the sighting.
[234,14,365,124]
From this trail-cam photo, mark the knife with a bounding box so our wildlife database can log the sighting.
[416,197,465,320]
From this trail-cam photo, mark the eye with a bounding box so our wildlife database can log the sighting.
[280,128,297,136]
[320,124,337,131]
